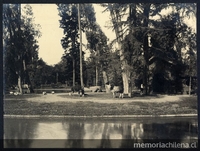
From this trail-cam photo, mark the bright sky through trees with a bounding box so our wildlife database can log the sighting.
[28,4,114,65]
[28,4,196,65]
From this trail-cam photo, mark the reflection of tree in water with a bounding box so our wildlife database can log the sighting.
[4,118,37,148]
[119,123,131,148]
[62,122,85,148]
[142,121,192,143]
[168,122,190,139]
[82,122,104,148]
[99,122,145,148]
[120,123,144,148]
[189,121,198,136]
[84,122,104,139]
[100,122,111,148]
[91,123,104,138]
[131,123,144,140]
[87,122,144,148]
[60,120,197,148]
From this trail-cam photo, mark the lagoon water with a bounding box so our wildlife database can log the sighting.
[4,117,198,148]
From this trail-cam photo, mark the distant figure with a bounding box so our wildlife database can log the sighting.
[140,84,143,95]
[111,85,124,98]
[105,81,124,98]
[71,84,84,97]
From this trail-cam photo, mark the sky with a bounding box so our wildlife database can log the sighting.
[26,4,114,66]
[25,4,196,66]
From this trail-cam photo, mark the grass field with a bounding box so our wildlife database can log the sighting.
[3,93,197,116]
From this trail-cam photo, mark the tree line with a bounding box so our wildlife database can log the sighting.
[3,3,197,95]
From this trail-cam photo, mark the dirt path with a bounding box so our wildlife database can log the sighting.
[25,93,191,104]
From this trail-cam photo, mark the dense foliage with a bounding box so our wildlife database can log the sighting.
[3,4,41,93]
[3,3,197,95]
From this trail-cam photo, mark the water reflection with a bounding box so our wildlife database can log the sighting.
[4,118,37,148]
[4,117,198,148]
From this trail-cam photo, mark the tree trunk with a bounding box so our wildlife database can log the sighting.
[128,77,132,97]
[18,5,22,94]
[189,76,191,95]
[118,42,131,94]
[95,46,99,86]
[56,72,59,83]
[18,73,22,94]
[78,4,84,88]
[143,40,149,95]
[95,65,98,86]
[73,58,75,87]
[23,59,34,93]
[122,70,130,94]
[102,70,110,93]
[143,4,151,95]
[109,5,131,95]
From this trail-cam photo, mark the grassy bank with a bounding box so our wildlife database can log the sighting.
[3,94,197,116]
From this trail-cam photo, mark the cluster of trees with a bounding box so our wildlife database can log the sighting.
[99,3,197,95]
[57,3,197,95]
[3,4,41,93]
[57,4,110,88]
[3,3,197,95]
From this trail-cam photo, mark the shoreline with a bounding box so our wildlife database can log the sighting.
[4,113,198,118]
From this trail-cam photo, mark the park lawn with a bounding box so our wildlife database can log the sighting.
[3,94,197,116]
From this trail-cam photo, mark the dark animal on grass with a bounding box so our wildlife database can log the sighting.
[106,82,123,98]
[71,84,84,97]
[111,86,124,98]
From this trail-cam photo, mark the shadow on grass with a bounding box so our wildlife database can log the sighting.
[131,93,164,99]
[179,96,197,109]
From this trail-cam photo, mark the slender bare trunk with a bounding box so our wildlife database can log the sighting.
[18,72,22,94]
[56,72,59,83]
[95,66,98,86]
[143,36,149,95]
[17,5,22,94]
[23,59,26,71]
[143,4,151,95]
[102,70,110,93]
[189,76,191,95]
[78,4,84,88]
[23,59,34,93]
[102,71,108,83]
[95,46,99,86]
[128,76,132,97]
[73,58,75,87]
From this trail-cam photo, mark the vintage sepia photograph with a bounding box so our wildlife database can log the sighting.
[3,1,198,148]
